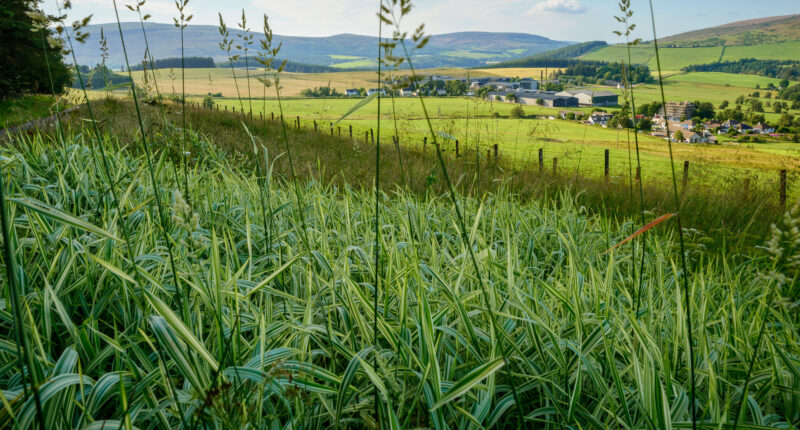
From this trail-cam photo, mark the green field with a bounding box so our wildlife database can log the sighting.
[0,95,58,128]
[665,71,791,88]
[722,41,800,62]
[585,41,800,70]
[1,94,798,428]
[329,54,364,60]
[582,45,725,70]
[208,96,800,195]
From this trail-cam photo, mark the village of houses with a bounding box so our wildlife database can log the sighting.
[352,75,778,144]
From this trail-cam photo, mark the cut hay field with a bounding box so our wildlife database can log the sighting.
[130,67,561,98]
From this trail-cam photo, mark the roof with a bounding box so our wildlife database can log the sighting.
[519,93,573,101]
[559,89,618,98]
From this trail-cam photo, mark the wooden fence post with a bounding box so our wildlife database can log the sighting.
[635,166,640,182]
[314,120,317,132]
[349,125,353,138]
[743,177,751,200]
[493,143,498,159]
[455,140,459,157]
[365,131,369,145]
[538,148,544,171]
[553,157,558,174]
[370,129,374,145]
[604,149,610,180]
[338,126,341,137]
[780,169,787,208]
[271,112,274,121]
[683,161,690,188]
[296,116,300,129]
[423,137,427,153]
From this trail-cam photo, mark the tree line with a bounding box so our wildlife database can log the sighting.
[683,58,800,82]
[556,62,653,85]
[0,0,70,98]
[130,57,216,71]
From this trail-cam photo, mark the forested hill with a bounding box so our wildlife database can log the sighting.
[70,22,572,70]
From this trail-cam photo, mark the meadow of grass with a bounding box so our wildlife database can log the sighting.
[0,100,798,427]
[586,41,800,70]
[721,41,800,62]
[2,2,800,428]
[581,44,654,65]
[204,96,800,191]
[0,95,59,128]
[583,45,727,70]
[665,71,793,89]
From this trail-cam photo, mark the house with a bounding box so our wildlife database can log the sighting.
[399,88,414,97]
[436,88,447,96]
[367,88,387,96]
[556,90,619,107]
[589,113,614,126]
[518,93,579,108]
[753,122,775,134]
[668,125,714,143]
[345,89,360,97]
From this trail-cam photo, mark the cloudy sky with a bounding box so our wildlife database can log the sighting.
[46,0,800,42]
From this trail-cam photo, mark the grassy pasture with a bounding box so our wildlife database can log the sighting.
[0,95,59,128]
[585,41,800,70]
[207,96,800,182]
[665,71,791,88]
[721,41,800,62]
[0,98,797,428]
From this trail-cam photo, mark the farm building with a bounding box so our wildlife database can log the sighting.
[345,89,360,96]
[556,90,619,106]
[518,93,578,108]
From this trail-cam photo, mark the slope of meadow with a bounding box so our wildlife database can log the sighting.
[0,110,797,427]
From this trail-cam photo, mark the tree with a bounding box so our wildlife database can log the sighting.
[719,100,729,109]
[674,130,684,142]
[774,103,782,113]
[505,93,517,103]
[693,101,715,120]
[780,79,790,89]
[637,118,653,131]
[445,80,467,96]
[509,105,525,118]
[0,1,70,98]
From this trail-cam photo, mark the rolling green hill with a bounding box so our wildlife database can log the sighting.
[71,23,572,70]
[658,14,800,47]
[582,15,800,70]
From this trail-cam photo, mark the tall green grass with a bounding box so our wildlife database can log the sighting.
[1,2,798,429]
[0,129,797,428]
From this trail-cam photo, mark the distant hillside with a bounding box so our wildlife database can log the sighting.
[69,23,572,70]
[484,41,607,68]
[582,15,800,70]
[658,14,800,47]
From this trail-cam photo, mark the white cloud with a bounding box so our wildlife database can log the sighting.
[529,0,586,14]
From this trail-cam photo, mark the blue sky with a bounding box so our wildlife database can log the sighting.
[47,0,800,42]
